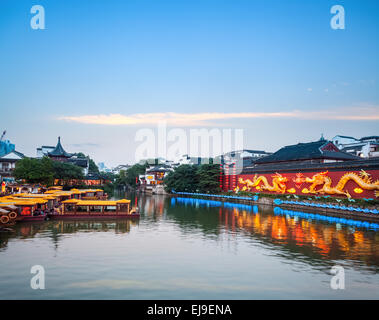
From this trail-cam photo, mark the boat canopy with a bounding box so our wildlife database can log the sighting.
[62,199,130,206]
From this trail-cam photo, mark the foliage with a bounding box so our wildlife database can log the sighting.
[75,152,99,174]
[99,171,116,182]
[88,159,99,174]
[197,164,221,193]
[13,157,54,185]
[164,165,199,193]
[125,163,149,187]
[14,156,84,185]
[164,164,220,193]
[52,161,84,184]
[114,169,128,187]
[102,182,115,198]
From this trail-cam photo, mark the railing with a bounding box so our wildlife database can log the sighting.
[172,191,259,201]
[273,198,378,215]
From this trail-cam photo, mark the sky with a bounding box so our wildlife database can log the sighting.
[0,0,378,167]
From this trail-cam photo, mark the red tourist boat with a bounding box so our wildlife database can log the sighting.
[49,199,140,219]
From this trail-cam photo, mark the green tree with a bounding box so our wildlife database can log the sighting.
[164,165,199,193]
[88,158,99,174]
[99,171,116,182]
[126,163,148,187]
[75,152,98,175]
[52,161,84,184]
[197,164,221,193]
[114,169,128,187]
[13,157,54,185]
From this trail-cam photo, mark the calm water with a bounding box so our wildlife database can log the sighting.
[0,193,378,299]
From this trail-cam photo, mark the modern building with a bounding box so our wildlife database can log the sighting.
[221,149,272,167]
[177,154,213,166]
[112,164,131,174]
[0,137,15,158]
[332,135,379,158]
[36,145,55,158]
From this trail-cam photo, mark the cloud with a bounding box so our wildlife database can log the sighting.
[59,107,379,126]
[69,143,100,148]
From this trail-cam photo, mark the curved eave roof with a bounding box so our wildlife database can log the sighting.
[48,137,72,158]
[254,140,360,164]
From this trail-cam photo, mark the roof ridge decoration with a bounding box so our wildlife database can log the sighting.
[48,137,72,158]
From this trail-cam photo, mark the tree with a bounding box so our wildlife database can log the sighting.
[52,161,84,184]
[99,171,116,182]
[13,157,54,185]
[164,165,199,193]
[88,159,99,174]
[125,163,148,187]
[197,164,220,193]
[114,169,128,187]
[75,152,98,175]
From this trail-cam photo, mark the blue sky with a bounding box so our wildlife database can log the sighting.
[0,0,378,166]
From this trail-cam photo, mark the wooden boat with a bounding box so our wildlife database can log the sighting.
[0,201,47,222]
[49,199,139,219]
[0,206,17,226]
[44,188,108,201]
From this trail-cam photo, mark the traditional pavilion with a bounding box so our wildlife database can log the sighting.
[45,137,90,175]
[48,137,73,162]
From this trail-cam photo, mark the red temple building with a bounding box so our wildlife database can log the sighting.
[223,137,379,199]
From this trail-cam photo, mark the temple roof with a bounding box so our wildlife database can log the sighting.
[254,140,360,164]
[0,150,25,160]
[48,137,72,158]
[360,136,379,141]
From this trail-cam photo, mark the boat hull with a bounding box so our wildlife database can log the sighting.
[17,215,47,222]
[48,213,140,220]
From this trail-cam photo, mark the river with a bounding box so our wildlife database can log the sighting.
[0,193,378,299]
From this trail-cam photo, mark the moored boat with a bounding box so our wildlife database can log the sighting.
[0,200,48,222]
[49,199,139,219]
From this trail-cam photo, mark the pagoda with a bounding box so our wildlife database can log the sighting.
[48,137,73,162]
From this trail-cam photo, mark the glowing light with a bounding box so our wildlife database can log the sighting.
[288,188,296,193]
[354,188,363,194]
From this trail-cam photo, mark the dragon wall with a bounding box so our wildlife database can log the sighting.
[225,169,379,199]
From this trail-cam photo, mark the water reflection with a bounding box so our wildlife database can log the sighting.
[0,193,378,299]
[167,196,379,272]
[0,219,138,251]
[1,194,378,273]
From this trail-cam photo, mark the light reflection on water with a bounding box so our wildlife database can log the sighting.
[0,193,378,300]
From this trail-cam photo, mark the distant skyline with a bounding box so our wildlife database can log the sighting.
[1,0,378,166]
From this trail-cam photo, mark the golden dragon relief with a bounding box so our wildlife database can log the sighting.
[238,173,288,194]
[237,170,379,198]
[302,170,379,198]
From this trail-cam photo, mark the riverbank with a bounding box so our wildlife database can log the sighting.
[169,192,379,223]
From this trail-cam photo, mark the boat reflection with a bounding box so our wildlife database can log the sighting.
[0,219,138,251]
